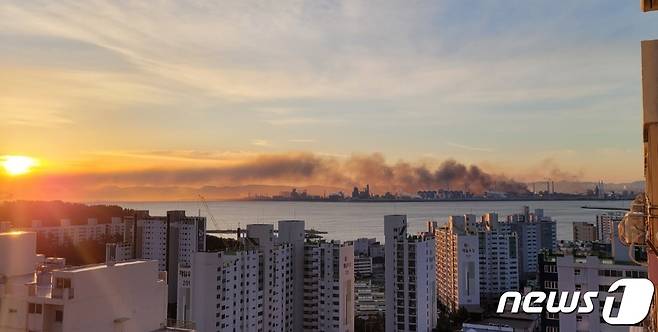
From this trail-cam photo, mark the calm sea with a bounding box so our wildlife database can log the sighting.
[110,200,631,243]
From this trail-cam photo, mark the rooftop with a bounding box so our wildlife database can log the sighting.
[56,259,154,273]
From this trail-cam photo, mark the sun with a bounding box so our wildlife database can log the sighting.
[2,156,37,176]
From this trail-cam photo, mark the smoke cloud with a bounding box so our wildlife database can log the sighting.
[1,152,530,200]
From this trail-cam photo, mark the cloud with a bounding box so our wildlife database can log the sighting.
[288,139,316,143]
[251,139,272,147]
[1,152,533,200]
[446,142,495,153]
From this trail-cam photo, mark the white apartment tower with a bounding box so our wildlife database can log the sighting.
[477,214,520,303]
[177,250,263,332]
[134,210,206,312]
[303,241,355,332]
[501,208,557,282]
[433,216,480,313]
[277,220,306,332]
[0,231,168,332]
[385,215,436,332]
[539,255,647,332]
[246,224,294,332]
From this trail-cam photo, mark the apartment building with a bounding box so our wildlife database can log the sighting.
[477,215,520,304]
[17,218,126,246]
[355,280,385,317]
[134,210,206,313]
[503,208,557,282]
[573,222,598,242]
[433,216,480,313]
[596,212,624,243]
[277,220,306,332]
[177,250,262,332]
[246,224,294,332]
[384,215,437,332]
[0,231,168,332]
[303,241,355,332]
[538,254,648,332]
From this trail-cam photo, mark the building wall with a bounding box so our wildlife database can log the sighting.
[539,254,647,332]
[178,250,262,332]
[278,220,305,332]
[303,241,354,332]
[573,222,598,242]
[246,224,294,332]
[435,218,480,312]
[384,215,436,332]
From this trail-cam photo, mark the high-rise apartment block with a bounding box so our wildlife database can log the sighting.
[477,214,520,303]
[176,219,354,332]
[177,249,263,331]
[385,215,436,332]
[572,222,598,242]
[133,211,206,313]
[538,254,647,332]
[303,241,355,332]
[433,216,480,313]
[504,208,557,282]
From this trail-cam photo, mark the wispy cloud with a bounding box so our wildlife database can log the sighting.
[446,142,495,153]
[288,139,316,143]
[0,0,653,181]
[251,139,272,147]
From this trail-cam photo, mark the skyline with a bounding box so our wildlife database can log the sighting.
[2,1,657,200]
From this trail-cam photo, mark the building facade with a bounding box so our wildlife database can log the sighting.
[0,231,168,332]
[433,216,480,313]
[384,215,437,332]
[303,241,355,332]
[538,254,647,332]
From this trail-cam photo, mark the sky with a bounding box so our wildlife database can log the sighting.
[0,1,656,200]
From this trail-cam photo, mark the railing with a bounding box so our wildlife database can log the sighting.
[166,319,196,330]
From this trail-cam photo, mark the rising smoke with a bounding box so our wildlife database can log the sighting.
[18,152,528,197]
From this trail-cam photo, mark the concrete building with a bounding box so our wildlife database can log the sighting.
[303,241,354,332]
[0,231,169,332]
[477,216,520,304]
[16,218,126,246]
[433,216,480,313]
[134,211,206,314]
[355,280,385,317]
[177,250,262,332]
[353,238,377,256]
[595,213,624,243]
[503,208,557,282]
[354,255,373,277]
[572,222,598,242]
[538,254,647,332]
[385,215,436,332]
[245,224,294,332]
[277,219,306,332]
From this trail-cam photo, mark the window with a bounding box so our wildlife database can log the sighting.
[27,303,42,314]
[55,310,64,322]
[574,269,581,276]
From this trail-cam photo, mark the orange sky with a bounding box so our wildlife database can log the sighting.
[2,1,655,200]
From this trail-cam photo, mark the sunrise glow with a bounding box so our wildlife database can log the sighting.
[2,156,37,176]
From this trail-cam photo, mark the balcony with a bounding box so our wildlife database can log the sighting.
[52,288,74,300]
